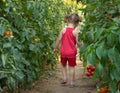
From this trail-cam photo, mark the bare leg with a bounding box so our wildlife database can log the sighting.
[69,66,75,85]
[61,64,67,82]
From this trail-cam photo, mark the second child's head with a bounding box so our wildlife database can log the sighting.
[65,13,82,27]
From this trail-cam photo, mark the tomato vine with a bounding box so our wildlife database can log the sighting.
[78,0,120,92]
[0,0,79,92]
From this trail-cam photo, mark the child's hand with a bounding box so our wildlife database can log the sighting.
[77,41,82,47]
[53,48,57,54]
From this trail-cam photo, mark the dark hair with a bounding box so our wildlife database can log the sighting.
[64,14,70,22]
[64,13,82,27]
[69,13,82,24]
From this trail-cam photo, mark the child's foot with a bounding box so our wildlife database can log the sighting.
[61,80,67,84]
[69,83,78,88]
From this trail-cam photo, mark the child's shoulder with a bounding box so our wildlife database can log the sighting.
[73,26,80,35]
[60,27,66,34]
[74,26,80,31]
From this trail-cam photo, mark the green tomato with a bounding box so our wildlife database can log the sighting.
[97,88,100,93]
[5,3,9,7]
[13,8,16,12]
[2,0,6,3]
[16,1,19,5]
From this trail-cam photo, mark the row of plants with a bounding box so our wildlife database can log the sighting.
[0,0,77,92]
[78,0,120,93]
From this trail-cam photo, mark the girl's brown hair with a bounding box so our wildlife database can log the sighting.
[69,13,82,24]
[64,14,70,22]
[64,13,82,27]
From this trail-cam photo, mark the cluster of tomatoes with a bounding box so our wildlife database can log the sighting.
[4,30,13,37]
[86,64,96,77]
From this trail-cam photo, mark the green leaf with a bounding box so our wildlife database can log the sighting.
[108,47,120,68]
[39,43,44,48]
[96,42,104,59]
[116,90,120,93]
[108,47,119,62]
[102,48,108,58]
[1,54,7,67]
[108,9,117,14]
[14,15,25,29]
[94,28,104,41]
[87,51,97,65]
[109,81,117,93]
[112,17,120,24]
[110,26,119,30]
[29,44,35,51]
[96,62,104,75]
[16,71,25,80]
[110,68,120,81]
[3,42,12,48]
[0,73,7,79]
[119,35,120,44]
[16,44,23,50]
[10,63,17,70]
[86,3,96,11]
[8,76,16,89]
[0,26,5,36]
[107,33,117,47]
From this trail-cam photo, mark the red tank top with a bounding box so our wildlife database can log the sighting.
[60,27,77,58]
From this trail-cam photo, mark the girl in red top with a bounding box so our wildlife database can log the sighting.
[54,13,82,87]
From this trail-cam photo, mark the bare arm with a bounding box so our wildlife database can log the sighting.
[73,26,81,47]
[53,28,65,53]
[75,33,81,46]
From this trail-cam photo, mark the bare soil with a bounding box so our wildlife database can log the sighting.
[22,55,97,93]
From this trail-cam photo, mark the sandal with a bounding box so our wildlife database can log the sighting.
[69,84,78,88]
[61,80,67,84]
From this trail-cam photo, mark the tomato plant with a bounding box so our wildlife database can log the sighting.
[78,0,120,92]
[0,0,78,92]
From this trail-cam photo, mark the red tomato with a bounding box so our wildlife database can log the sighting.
[91,66,96,71]
[4,30,9,36]
[9,31,13,36]
[100,87,109,93]
[4,30,13,36]
[86,71,91,77]
[91,71,94,76]
[87,65,91,70]
[88,69,92,73]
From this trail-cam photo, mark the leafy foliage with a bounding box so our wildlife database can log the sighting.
[0,0,75,92]
[79,0,120,92]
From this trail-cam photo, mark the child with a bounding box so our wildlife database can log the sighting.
[53,13,82,88]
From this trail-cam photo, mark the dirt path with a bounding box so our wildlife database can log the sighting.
[22,55,97,93]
